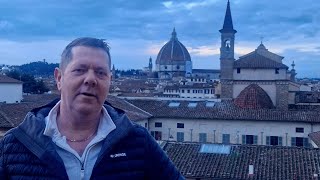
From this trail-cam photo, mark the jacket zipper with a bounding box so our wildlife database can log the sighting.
[81,163,84,180]
[79,140,102,180]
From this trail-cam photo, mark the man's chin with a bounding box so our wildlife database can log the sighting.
[72,104,102,114]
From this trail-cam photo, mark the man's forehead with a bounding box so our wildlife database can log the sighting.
[71,46,108,56]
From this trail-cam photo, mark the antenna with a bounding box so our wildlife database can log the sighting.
[260,36,264,44]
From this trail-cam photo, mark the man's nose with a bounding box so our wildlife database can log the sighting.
[84,70,97,87]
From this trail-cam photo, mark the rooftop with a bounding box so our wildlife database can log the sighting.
[164,141,320,179]
[127,99,320,123]
[0,74,22,84]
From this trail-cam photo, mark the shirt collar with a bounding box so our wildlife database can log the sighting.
[43,100,116,141]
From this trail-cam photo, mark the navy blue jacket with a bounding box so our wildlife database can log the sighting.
[0,99,183,179]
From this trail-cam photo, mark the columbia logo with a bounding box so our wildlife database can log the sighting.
[110,153,126,158]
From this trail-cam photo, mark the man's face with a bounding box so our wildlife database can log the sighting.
[55,46,111,114]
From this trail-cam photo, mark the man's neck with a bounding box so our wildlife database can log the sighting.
[57,105,101,137]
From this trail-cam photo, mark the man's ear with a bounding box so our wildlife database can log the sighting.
[54,68,62,91]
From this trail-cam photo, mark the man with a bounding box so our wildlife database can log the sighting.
[0,37,183,179]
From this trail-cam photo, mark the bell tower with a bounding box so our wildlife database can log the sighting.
[220,0,237,99]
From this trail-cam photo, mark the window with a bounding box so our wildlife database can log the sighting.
[182,90,185,93]
[155,122,162,127]
[275,68,279,74]
[177,132,184,142]
[168,102,180,107]
[176,65,180,70]
[144,123,147,128]
[165,66,167,69]
[266,136,282,146]
[225,39,231,49]
[188,102,197,108]
[200,144,231,154]
[291,137,309,147]
[242,135,258,145]
[177,123,184,128]
[206,102,215,107]
[296,127,304,133]
[237,68,241,74]
[151,131,162,140]
[187,90,190,93]
[222,134,230,144]
[199,133,207,143]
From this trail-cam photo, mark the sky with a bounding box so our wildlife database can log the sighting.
[0,0,319,78]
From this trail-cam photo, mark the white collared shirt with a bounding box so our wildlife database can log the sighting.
[43,101,116,180]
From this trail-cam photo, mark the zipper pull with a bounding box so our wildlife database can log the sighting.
[81,164,84,180]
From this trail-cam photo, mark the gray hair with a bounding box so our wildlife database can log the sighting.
[60,37,111,71]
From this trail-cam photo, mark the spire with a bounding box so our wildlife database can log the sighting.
[149,57,152,70]
[219,0,237,33]
[291,61,295,70]
[171,27,177,40]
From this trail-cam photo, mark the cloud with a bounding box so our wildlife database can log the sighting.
[187,45,219,56]
[0,0,318,77]
[163,0,219,10]
[0,39,69,65]
[0,20,14,30]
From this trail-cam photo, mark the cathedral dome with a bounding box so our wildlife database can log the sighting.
[234,84,274,109]
[156,28,191,65]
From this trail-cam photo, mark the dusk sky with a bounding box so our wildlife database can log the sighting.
[0,0,319,78]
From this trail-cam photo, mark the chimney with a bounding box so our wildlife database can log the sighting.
[248,165,254,176]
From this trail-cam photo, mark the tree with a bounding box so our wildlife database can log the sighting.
[7,70,49,94]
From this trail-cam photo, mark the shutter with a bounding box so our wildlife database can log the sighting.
[242,135,246,144]
[253,135,258,144]
[266,136,270,145]
[226,134,230,144]
[278,137,283,146]
[303,138,309,147]
[182,132,184,142]
[291,137,296,146]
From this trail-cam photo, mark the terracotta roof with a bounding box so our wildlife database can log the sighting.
[107,96,152,121]
[234,84,274,109]
[0,94,151,128]
[127,99,320,123]
[164,142,320,179]
[0,111,13,128]
[234,52,288,69]
[309,131,320,147]
[0,74,22,84]
[156,28,191,65]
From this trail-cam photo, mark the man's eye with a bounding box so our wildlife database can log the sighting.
[74,69,85,73]
[96,70,107,76]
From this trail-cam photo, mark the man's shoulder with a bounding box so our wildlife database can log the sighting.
[0,130,21,149]
[131,123,149,135]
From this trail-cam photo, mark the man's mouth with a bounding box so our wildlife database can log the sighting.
[81,92,96,97]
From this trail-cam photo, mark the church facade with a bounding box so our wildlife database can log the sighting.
[219,0,297,110]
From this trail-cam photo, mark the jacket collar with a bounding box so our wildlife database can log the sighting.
[9,98,135,177]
